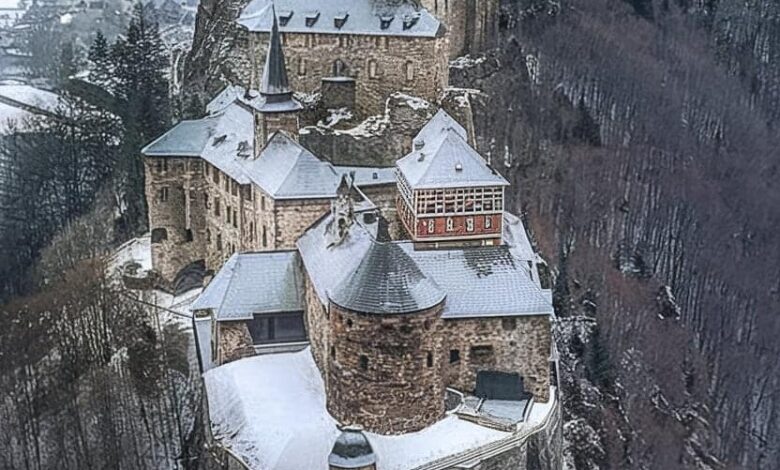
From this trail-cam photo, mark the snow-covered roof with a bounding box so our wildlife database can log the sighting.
[238,0,442,38]
[396,111,508,190]
[334,166,396,187]
[192,251,303,320]
[299,212,552,319]
[330,240,446,315]
[400,244,553,318]
[204,349,511,470]
[296,213,379,306]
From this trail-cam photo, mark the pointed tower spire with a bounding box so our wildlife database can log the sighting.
[261,4,292,102]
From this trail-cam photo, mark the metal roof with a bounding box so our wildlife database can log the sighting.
[333,165,396,187]
[141,115,221,157]
[328,427,376,469]
[299,212,553,319]
[238,0,442,38]
[400,244,553,318]
[396,113,509,190]
[191,251,304,320]
[330,239,445,315]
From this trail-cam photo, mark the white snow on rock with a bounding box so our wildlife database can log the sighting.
[204,349,512,470]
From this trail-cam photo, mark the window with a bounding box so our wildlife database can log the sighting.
[158,187,169,203]
[426,352,433,368]
[427,219,434,234]
[216,233,223,251]
[224,177,229,192]
[446,217,454,232]
[244,185,253,201]
[214,197,221,216]
[151,228,168,243]
[359,355,369,371]
[261,196,266,211]
[405,61,415,81]
[368,59,378,79]
[332,59,347,76]
[470,345,494,364]
[155,158,168,173]
[330,346,336,359]
[212,168,220,184]
[249,221,255,242]
[262,226,268,247]
[206,228,211,244]
[231,180,238,196]
[298,57,306,76]
[247,312,307,345]
[502,318,517,331]
[226,205,231,224]
[185,229,193,242]
[233,209,238,228]
[485,215,492,229]
[449,349,460,364]
[466,217,474,232]
[204,193,209,209]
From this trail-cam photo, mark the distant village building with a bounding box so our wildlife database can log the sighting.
[144,2,560,468]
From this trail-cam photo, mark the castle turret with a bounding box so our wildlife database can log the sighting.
[328,426,376,470]
[326,225,446,434]
[252,5,302,154]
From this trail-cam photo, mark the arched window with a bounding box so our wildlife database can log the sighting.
[368,59,378,79]
[359,355,369,371]
[426,352,433,368]
[332,59,348,77]
[446,217,454,232]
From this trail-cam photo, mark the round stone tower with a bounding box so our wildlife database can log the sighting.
[327,239,446,434]
[328,426,376,470]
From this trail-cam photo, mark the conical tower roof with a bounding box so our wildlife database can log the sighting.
[261,4,292,101]
[330,237,445,315]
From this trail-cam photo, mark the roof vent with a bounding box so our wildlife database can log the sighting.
[334,12,349,29]
[237,140,251,158]
[414,138,425,150]
[372,172,378,180]
[455,163,463,172]
[278,10,293,26]
[402,13,420,30]
[305,11,319,27]
[212,135,227,147]
[380,15,394,30]
[417,153,425,162]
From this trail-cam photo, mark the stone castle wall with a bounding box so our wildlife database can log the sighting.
[247,32,448,117]
[443,315,552,401]
[326,302,446,434]
[273,199,331,249]
[144,156,207,283]
[304,275,331,388]
[217,321,254,364]
[420,0,499,58]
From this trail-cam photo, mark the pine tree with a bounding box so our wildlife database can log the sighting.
[87,31,112,88]
[58,41,76,84]
[110,2,170,237]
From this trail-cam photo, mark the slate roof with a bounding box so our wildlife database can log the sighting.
[334,166,396,187]
[328,427,376,469]
[330,240,445,315]
[238,0,442,37]
[141,113,222,157]
[296,212,379,306]
[191,251,304,321]
[245,132,342,199]
[396,111,509,190]
[299,213,552,319]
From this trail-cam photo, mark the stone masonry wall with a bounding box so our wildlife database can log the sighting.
[304,274,330,389]
[247,32,448,117]
[444,315,551,402]
[420,0,499,58]
[327,303,446,434]
[272,199,331,249]
[145,156,207,283]
[217,321,254,365]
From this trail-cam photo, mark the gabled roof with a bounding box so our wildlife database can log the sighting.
[396,112,509,190]
[244,132,341,199]
[330,240,445,315]
[192,251,303,320]
[238,0,442,38]
[141,113,222,157]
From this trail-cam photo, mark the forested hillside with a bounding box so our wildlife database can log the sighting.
[454,0,778,467]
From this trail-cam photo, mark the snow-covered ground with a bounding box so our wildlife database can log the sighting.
[0,85,61,132]
[204,349,557,470]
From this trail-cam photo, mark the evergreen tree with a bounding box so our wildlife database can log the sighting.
[87,31,112,88]
[58,41,76,84]
[110,2,170,237]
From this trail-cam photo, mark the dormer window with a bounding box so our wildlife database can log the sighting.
[305,11,319,27]
[380,15,393,30]
[278,10,293,26]
[402,13,419,30]
[334,12,348,29]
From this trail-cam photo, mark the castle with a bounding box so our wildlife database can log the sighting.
[143,1,561,468]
